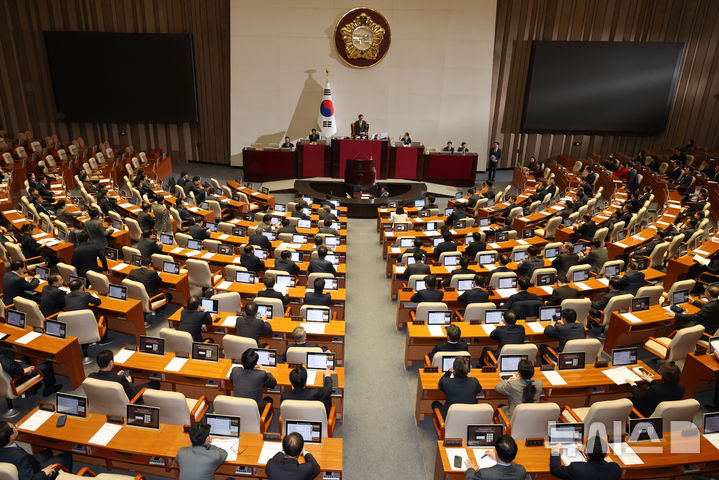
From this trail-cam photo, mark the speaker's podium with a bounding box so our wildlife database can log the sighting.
[331,138,389,182]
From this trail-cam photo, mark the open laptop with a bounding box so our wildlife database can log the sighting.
[513,250,528,262]
[485,309,505,324]
[467,425,503,447]
[539,306,561,322]
[236,271,255,284]
[297,219,311,229]
[187,239,202,251]
[558,352,585,370]
[35,265,50,281]
[441,355,467,373]
[522,228,534,239]
[139,336,165,355]
[498,277,517,289]
[631,296,650,312]
[126,404,160,429]
[201,298,219,314]
[496,231,509,242]
[549,422,585,462]
[56,393,87,418]
[192,342,220,362]
[108,284,127,300]
[672,289,689,305]
[443,255,460,267]
[704,412,719,438]
[479,253,497,265]
[307,352,335,370]
[232,226,247,236]
[7,309,26,329]
[573,244,586,254]
[572,269,589,283]
[432,237,444,247]
[304,307,330,323]
[611,347,638,367]
[205,413,240,438]
[206,221,218,233]
[217,244,233,255]
[399,237,414,248]
[479,218,491,227]
[254,249,268,260]
[499,355,528,380]
[275,275,296,288]
[160,233,174,246]
[543,247,559,259]
[45,319,66,339]
[325,236,340,247]
[130,254,143,267]
[290,251,304,262]
[256,304,273,319]
[604,264,620,277]
[536,273,555,286]
[104,247,119,261]
[292,234,308,244]
[255,348,277,367]
[427,311,451,325]
[162,261,180,275]
[285,420,322,444]
[457,279,474,293]
[414,280,426,291]
[627,417,663,441]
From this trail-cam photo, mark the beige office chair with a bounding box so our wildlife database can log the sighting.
[175,233,192,248]
[609,221,626,242]
[212,292,242,313]
[86,271,110,295]
[438,251,462,266]
[495,402,560,440]
[428,351,470,369]
[124,218,142,243]
[0,363,44,417]
[300,304,332,321]
[5,242,43,268]
[0,463,18,480]
[406,274,428,290]
[121,246,141,263]
[529,268,557,285]
[561,398,633,442]
[643,324,705,368]
[280,400,336,437]
[185,259,223,295]
[488,272,516,289]
[644,241,670,269]
[665,234,685,259]
[82,377,142,417]
[202,239,221,253]
[489,345,538,367]
[662,279,696,305]
[410,302,448,323]
[254,297,287,319]
[122,279,169,315]
[213,395,272,433]
[459,303,497,323]
[635,286,664,306]
[159,328,194,354]
[285,346,324,365]
[11,297,48,329]
[142,390,208,426]
[592,227,609,247]
[222,335,258,360]
[224,265,247,280]
[449,274,475,290]
[566,264,591,283]
[598,260,625,276]
[644,399,700,432]
[218,221,235,235]
[543,338,601,366]
[151,253,176,271]
[58,310,105,364]
[535,216,561,239]
[596,294,633,327]
[433,403,494,440]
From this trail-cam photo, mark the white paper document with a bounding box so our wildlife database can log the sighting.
[305,369,318,385]
[495,288,517,297]
[201,252,215,259]
[694,249,709,256]
[88,423,123,446]
[164,357,188,372]
[233,257,242,263]
[18,409,54,431]
[300,322,326,335]
[704,433,719,450]
[488,243,500,249]
[484,264,496,271]
[185,250,201,257]
[526,322,545,334]
[573,282,591,291]
[693,254,710,266]
[614,242,628,248]
[218,234,230,240]
[171,247,184,254]
[257,442,283,464]
[216,281,232,290]
[540,285,554,295]
[390,247,401,254]
[542,370,567,386]
[481,324,496,335]
[211,437,240,459]
[516,239,528,245]
[602,366,641,385]
[222,315,238,327]
[16,332,41,345]
[11,218,26,223]
[113,349,136,364]
[597,277,610,286]
[471,449,497,469]
[610,442,643,465]
[395,266,406,274]
[445,448,470,471]
[427,325,444,337]
[621,312,642,323]
[111,262,129,271]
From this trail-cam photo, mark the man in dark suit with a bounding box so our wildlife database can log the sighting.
[257,274,289,305]
[627,361,685,418]
[275,249,300,275]
[487,254,513,285]
[88,350,159,402]
[71,230,108,278]
[574,214,597,242]
[352,114,368,138]
[465,232,486,261]
[290,204,309,220]
[304,277,331,306]
[307,246,336,275]
[402,238,425,258]
[626,162,639,193]
[433,232,458,259]
[551,242,579,277]
[230,348,276,411]
[187,217,211,241]
[84,207,111,249]
[405,252,431,278]
[457,274,490,304]
[0,421,72,480]
[178,296,212,342]
[618,261,645,296]
[0,346,61,397]
[277,217,297,235]
[444,255,474,287]
[482,310,525,362]
[590,277,626,319]
[18,223,57,268]
[465,188,481,208]
[674,285,719,333]
[442,141,454,153]
[516,246,544,279]
[487,141,501,181]
[176,198,195,223]
[308,128,320,143]
[549,435,620,480]
[235,301,273,344]
[3,260,40,305]
[137,230,163,259]
[281,365,333,416]
[249,230,273,251]
[539,308,586,365]
[429,323,468,361]
[128,256,163,297]
[39,274,66,317]
[137,203,155,233]
[266,432,321,480]
[240,244,266,273]
[465,435,527,480]
[578,240,608,274]
[431,357,481,420]
[65,278,102,311]
[446,206,466,226]
[548,275,581,305]
[282,326,321,362]
[411,275,444,303]
[503,277,540,311]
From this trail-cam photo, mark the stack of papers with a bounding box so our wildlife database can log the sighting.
[88,423,123,446]
[164,357,188,372]
[257,442,283,464]
[171,247,184,254]
[114,349,136,363]
[693,254,710,266]
[481,324,496,335]
[516,239,528,245]
[305,370,318,385]
[18,409,54,431]
[602,366,641,385]
[185,250,201,257]
[542,370,567,386]
[427,325,444,337]
[211,437,239,459]
[488,243,501,249]
[609,443,643,465]
[201,252,215,259]
[621,312,642,324]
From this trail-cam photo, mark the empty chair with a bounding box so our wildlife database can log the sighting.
[635,285,664,306]
[529,267,557,286]
[406,274,427,290]
[0,463,18,480]
[643,324,705,368]
[459,303,497,323]
[122,279,169,315]
[411,302,448,322]
[82,377,141,417]
[280,400,335,438]
[449,274,475,290]
[151,253,176,271]
[224,264,247,280]
[124,218,142,243]
[213,395,272,433]
[285,346,324,365]
[561,398,633,441]
[175,232,192,248]
[159,327,194,354]
[495,402,560,440]
[142,390,208,426]
[535,216,562,239]
[202,239,221,253]
[598,260,624,276]
[57,310,105,363]
[547,338,602,365]
[665,234,685,259]
[433,403,494,440]
[491,344,538,366]
[222,335,258,360]
[185,259,223,295]
[566,264,591,283]
[647,399,700,432]
[211,292,241,313]
[592,227,609,246]
[86,271,110,295]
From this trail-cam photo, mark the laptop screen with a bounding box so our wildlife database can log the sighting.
[205,413,240,438]
[45,319,66,339]
[322,278,338,290]
[290,251,303,262]
[628,417,663,441]
[254,249,268,259]
[262,231,276,241]
[572,269,589,282]
[467,425,503,447]
[255,348,277,367]
[305,308,330,323]
[325,236,339,247]
[443,255,460,266]
[496,231,509,242]
[539,306,561,322]
[441,355,465,373]
[604,264,619,277]
[394,223,407,232]
[414,280,426,291]
[218,244,233,255]
[612,347,638,367]
[232,226,247,236]
[573,244,586,254]
[414,199,425,208]
[704,413,719,434]
[163,261,180,275]
[236,271,255,284]
[285,420,322,444]
[201,298,218,314]
[276,275,296,288]
[256,305,273,319]
[498,277,517,289]
[6,309,25,328]
[35,265,50,281]
[499,355,528,373]
[544,247,558,259]
[307,352,335,370]
[485,310,505,324]
[523,228,534,239]
[206,222,218,232]
[513,250,528,262]
[709,337,719,354]
[432,237,444,247]
[103,247,119,261]
[399,237,414,248]
[112,219,123,230]
[192,342,220,362]
[297,219,311,229]
[130,254,143,267]
[536,273,555,286]
[558,352,585,370]
[457,279,474,292]
[126,404,160,429]
[631,296,650,312]
[672,289,688,305]
[56,393,87,418]
[139,336,165,355]
[108,284,126,300]
[292,234,307,244]
[479,254,496,265]
[549,422,584,445]
[427,311,451,325]
[187,239,202,251]
[160,233,174,245]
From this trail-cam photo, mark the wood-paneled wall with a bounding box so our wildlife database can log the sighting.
[0,0,230,164]
[490,0,719,167]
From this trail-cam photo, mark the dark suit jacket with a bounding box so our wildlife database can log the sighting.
[503,290,540,310]
[258,288,289,305]
[84,218,110,247]
[405,263,431,278]
[177,206,194,222]
[592,290,626,312]
[466,241,487,260]
[548,285,581,306]
[89,369,140,399]
[137,237,163,259]
[234,315,273,343]
[64,291,102,311]
[549,453,621,480]
[230,367,277,408]
[575,221,597,241]
[543,322,585,351]
[188,224,210,241]
[516,257,544,279]
[137,212,155,232]
[274,258,299,275]
[676,299,719,333]
[2,272,40,304]
[71,242,108,277]
[280,375,333,415]
[178,310,212,342]
[618,271,645,296]
[0,444,46,480]
[304,291,331,307]
[627,168,639,192]
[307,259,336,275]
[631,380,685,417]
[429,341,469,361]
[40,285,66,317]
[18,233,43,258]
[411,288,444,303]
[579,248,608,274]
[434,241,458,258]
[240,253,265,272]
[249,233,272,251]
[552,253,579,276]
[489,147,502,162]
[490,324,526,352]
[465,462,527,480]
[458,288,490,305]
[438,371,482,418]
[266,452,320,480]
[129,267,162,296]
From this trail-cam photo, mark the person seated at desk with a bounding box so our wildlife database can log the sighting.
[458,274,490,305]
[240,244,266,273]
[178,295,212,342]
[275,249,300,275]
[589,277,626,323]
[17,223,58,269]
[318,218,340,236]
[0,421,72,480]
[89,350,159,402]
[403,238,425,258]
[457,141,469,153]
[230,348,276,412]
[281,136,294,149]
[176,198,194,223]
[551,242,579,278]
[421,195,438,211]
[673,166,694,193]
[627,361,684,418]
[431,356,481,420]
[539,308,585,365]
[618,261,645,296]
[671,285,719,333]
[578,240,608,274]
[573,214,597,242]
[78,172,97,193]
[503,277,540,311]
[464,434,526,479]
[465,232,486,261]
[54,199,81,225]
[0,345,61,397]
[446,206,466,226]
[495,358,542,417]
[632,231,665,259]
[281,365,333,416]
[352,114,368,138]
[235,301,273,344]
[550,435,621,480]
[308,128,320,143]
[405,251,431,278]
[318,206,339,222]
[428,323,468,362]
[97,190,116,216]
[176,421,228,480]
[129,255,166,300]
[516,246,544,279]
[258,274,289,306]
[290,203,309,221]
[548,275,581,305]
[390,206,409,225]
[277,217,297,235]
[71,231,108,279]
[282,326,323,362]
[305,277,332,307]
[137,229,163,259]
[3,260,40,305]
[434,231,458,259]
[187,217,211,241]
[488,254,513,286]
[308,246,336,275]
[248,228,273,252]
[444,255,474,286]
[177,171,190,187]
[481,310,525,362]
[442,141,454,153]
[65,278,102,311]
[465,188,481,208]
[137,202,155,233]
[39,274,65,317]
[411,275,444,303]
[266,432,321,480]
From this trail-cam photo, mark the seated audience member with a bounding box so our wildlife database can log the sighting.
[434,231,458,258]
[304,277,332,307]
[89,350,159,401]
[464,435,526,479]
[137,229,163,259]
[410,275,444,303]
[175,422,227,480]
[39,274,65,317]
[65,278,102,311]
[457,274,490,304]
[405,251,431,278]
[390,206,409,225]
[318,218,341,236]
[429,323,468,361]
[0,421,72,480]
[308,245,336,275]
[550,435,621,480]
[673,285,719,333]
[290,203,309,220]
[618,261,645,296]
[548,275,581,305]
[234,301,273,344]
[403,238,425,257]
[240,244,266,273]
[539,308,585,365]
[516,246,544,279]
[0,344,61,397]
[578,240,608,274]
[494,358,542,417]
[277,217,297,234]
[18,223,58,268]
[178,295,212,342]
[187,217,211,241]
[551,242,579,277]
[444,255,474,287]
[281,365,333,416]
[503,277,540,311]
[488,255,513,285]
[257,274,289,305]
[128,255,163,297]
[230,348,276,412]
[627,361,684,418]
[465,231,487,260]
[482,310,525,361]
[275,249,300,275]
[431,357,481,420]
[589,276,626,321]
[282,326,322,362]
[266,432,320,480]
[574,214,597,241]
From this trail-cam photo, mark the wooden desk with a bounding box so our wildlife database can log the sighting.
[227,181,275,208]
[681,352,719,399]
[0,324,85,389]
[243,148,296,181]
[106,259,190,305]
[93,295,146,342]
[423,152,478,187]
[665,237,719,290]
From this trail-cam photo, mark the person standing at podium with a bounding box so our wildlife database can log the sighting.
[353,114,368,138]
[488,141,501,181]
[401,132,412,145]
[308,128,320,143]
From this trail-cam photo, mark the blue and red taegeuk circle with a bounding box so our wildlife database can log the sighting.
[320,100,334,117]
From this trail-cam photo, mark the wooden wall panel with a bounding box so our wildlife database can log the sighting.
[490,0,719,166]
[0,0,230,165]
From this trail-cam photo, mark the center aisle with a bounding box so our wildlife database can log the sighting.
[341,218,429,479]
